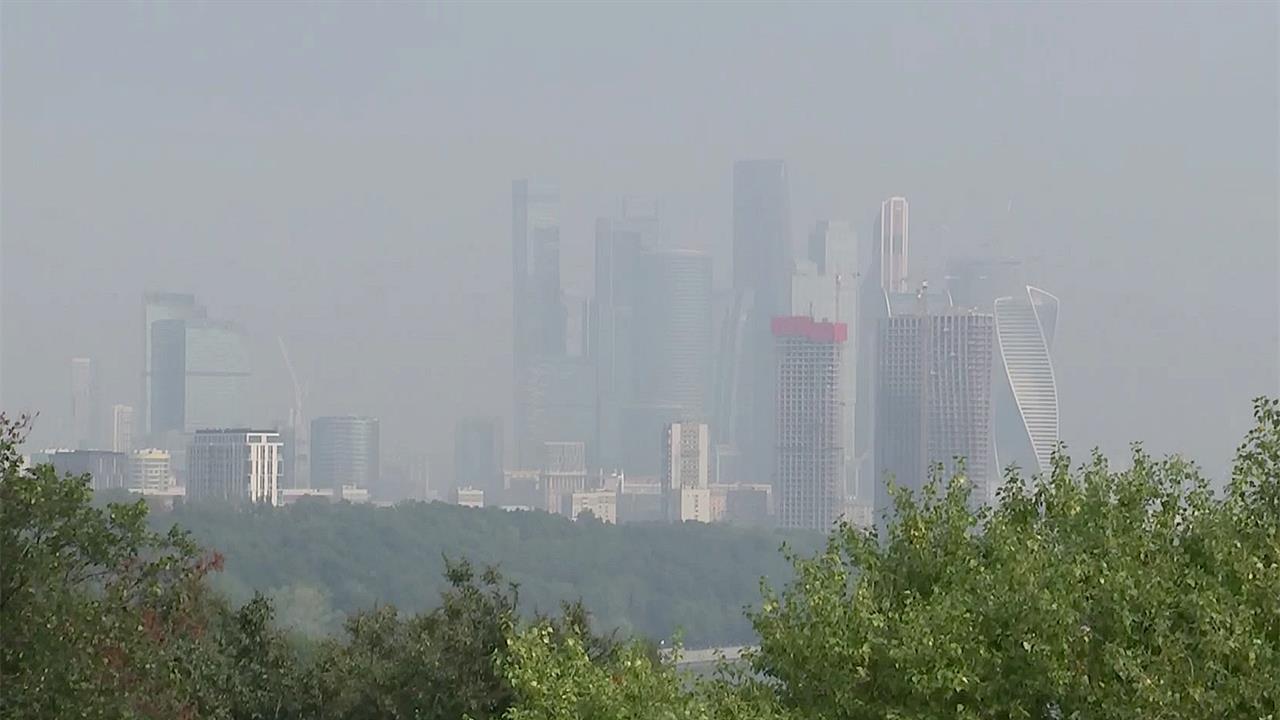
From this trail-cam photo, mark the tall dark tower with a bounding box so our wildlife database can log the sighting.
[729,160,791,484]
[512,180,566,467]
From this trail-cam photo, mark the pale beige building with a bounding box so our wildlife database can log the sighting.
[663,422,711,522]
[570,490,617,524]
[454,486,485,508]
[129,448,173,493]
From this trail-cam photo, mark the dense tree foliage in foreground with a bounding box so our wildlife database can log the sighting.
[5,398,1280,719]
[750,398,1280,718]
[160,499,822,647]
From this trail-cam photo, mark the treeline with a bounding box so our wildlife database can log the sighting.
[158,500,824,647]
[5,399,1280,719]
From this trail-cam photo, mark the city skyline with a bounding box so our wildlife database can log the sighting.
[3,2,1275,486]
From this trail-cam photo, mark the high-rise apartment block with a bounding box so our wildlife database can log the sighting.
[773,317,847,530]
[791,220,859,504]
[662,421,711,522]
[187,429,281,505]
[310,416,380,493]
[875,306,995,515]
[112,404,135,453]
[454,417,504,498]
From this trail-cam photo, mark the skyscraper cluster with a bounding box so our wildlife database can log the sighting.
[47,163,1059,524]
[507,163,1060,530]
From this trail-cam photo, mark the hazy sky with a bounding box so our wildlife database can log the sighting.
[3,2,1277,479]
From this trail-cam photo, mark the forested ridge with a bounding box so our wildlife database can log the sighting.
[157,500,824,647]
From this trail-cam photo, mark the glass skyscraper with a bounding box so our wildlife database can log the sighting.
[512,180,568,467]
[728,159,791,485]
[149,318,251,434]
[310,416,380,493]
[141,292,206,435]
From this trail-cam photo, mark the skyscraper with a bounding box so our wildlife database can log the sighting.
[947,257,1060,478]
[187,429,281,505]
[70,357,98,449]
[141,293,206,435]
[875,197,910,295]
[512,180,568,467]
[519,357,595,469]
[633,249,713,414]
[875,304,995,517]
[791,220,859,503]
[149,318,251,435]
[454,417,504,498]
[855,197,911,500]
[310,416,380,493]
[733,160,792,315]
[773,316,847,530]
[591,206,655,470]
[729,160,791,485]
[111,404,135,453]
[995,288,1060,474]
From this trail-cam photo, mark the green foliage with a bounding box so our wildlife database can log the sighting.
[1,414,224,718]
[502,621,788,720]
[308,559,519,720]
[749,398,1280,719]
[162,500,822,647]
[8,399,1280,719]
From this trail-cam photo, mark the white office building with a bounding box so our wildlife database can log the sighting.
[187,429,282,506]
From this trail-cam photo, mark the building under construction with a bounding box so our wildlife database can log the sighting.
[772,316,846,530]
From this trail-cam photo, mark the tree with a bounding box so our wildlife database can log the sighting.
[501,621,788,720]
[749,398,1280,719]
[308,559,525,720]
[0,414,225,718]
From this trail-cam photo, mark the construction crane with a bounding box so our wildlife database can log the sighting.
[277,336,310,488]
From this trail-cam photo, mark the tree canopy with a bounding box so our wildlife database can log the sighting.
[162,497,822,647]
[4,398,1280,719]
[750,397,1280,719]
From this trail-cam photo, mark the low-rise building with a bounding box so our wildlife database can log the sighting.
[49,450,129,491]
[279,487,334,505]
[454,486,484,508]
[570,490,617,524]
[617,476,664,523]
[129,449,172,492]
